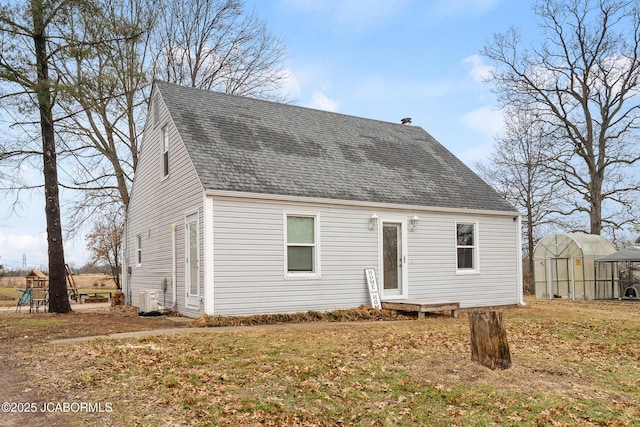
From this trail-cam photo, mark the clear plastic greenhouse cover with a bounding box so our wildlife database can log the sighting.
[533,233,616,259]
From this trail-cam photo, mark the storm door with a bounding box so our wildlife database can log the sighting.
[381,221,407,297]
[185,213,200,307]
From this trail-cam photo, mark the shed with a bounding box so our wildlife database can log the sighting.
[25,270,48,288]
[533,233,615,300]
[595,247,640,299]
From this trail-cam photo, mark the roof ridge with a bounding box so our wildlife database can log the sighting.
[153,80,419,129]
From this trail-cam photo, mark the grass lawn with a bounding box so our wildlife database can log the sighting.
[6,299,640,426]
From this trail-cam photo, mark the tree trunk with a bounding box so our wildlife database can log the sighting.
[31,0,71,313]
[589,176,603,235]
[469,311,511,370]
[527,206,535,294]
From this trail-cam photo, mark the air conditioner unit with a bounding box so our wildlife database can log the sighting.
[139,290,158,312]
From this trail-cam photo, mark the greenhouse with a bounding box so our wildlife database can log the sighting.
[533,233,616,300]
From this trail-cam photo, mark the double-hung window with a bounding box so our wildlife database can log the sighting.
[456,222,478,272]
[285,214,319,278]
[161,126,169,177]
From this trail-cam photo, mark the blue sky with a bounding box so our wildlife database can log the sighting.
[247,0,538,161]
[0,0,540,270]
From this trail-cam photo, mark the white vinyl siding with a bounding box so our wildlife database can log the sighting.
[408,214,518,307]
[211,199,376,316]
[124,89,204,318]
[209,197,520,316]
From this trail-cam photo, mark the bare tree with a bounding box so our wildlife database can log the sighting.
[476,108,565,289]
[0,0,73,312]
[51,0,155,233]
[1,1,290,289]
[47,0,289,234]
[86,206,123,289]
[153,0,289,100]
[482,0,640,236]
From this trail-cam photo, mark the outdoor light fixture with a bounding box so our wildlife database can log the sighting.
[368,213,379,231]
[409,215,419,231]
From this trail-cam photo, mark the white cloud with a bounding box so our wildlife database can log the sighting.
[279,68,301,99]
[458,141,496,166]
[0,230,48,269]
[463,54,494,82]
[308,91,340,112]
[0,227,88,270]
[454,106,504,165]
[461,105,503,138]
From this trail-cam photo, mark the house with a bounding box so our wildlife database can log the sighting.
[122,81,523,318]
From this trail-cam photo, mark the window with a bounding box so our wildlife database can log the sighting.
[161,126,169,177]
[456,222,477,272]
[136,234,142,266]
[285,214,319,277]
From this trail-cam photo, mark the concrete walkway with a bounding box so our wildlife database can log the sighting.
[49,320,371,345]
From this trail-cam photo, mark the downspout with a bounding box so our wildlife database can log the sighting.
[171,223,177,309]
[516,215,526,306]
[121,234,127,301]
[122,217,131,304]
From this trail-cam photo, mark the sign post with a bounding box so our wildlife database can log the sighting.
[364,268,381,309]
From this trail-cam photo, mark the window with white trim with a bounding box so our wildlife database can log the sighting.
[136,234,142,266]
[285,214,319,276]
[456,222,477,272]
[161,126,169,177]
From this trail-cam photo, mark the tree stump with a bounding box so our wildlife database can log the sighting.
[468,310,511,370]
[111,291,126,307]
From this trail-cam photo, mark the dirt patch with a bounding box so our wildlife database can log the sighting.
[402,353,626,402]
[0,305,189,345]
[0,305,191,427]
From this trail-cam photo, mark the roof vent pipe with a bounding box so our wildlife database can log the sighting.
[401,117,411,125]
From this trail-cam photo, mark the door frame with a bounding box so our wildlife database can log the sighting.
[378,218,408,299]
[185,212,200,308]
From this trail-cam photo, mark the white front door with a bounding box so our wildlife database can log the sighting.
[185,213,200,307]
[381,220,408,298]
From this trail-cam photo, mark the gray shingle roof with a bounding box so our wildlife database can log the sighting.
[155,81,517,212]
